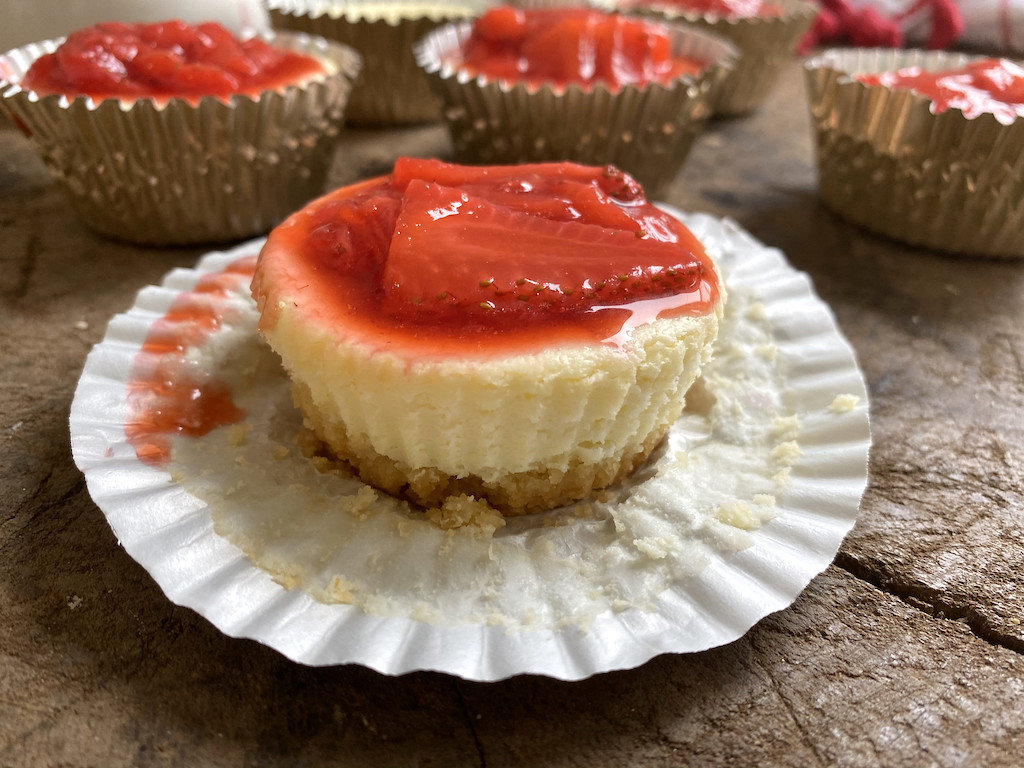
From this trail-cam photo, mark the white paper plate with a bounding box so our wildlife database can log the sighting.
[70,210,870,681]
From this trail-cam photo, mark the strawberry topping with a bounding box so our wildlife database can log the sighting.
[296,158,716,331]
[21,20,324,102]
[454,7,705,90]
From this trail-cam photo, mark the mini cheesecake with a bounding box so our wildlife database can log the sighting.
[805,49,1024,257]
[20,19,328,104]
[0,20,360,244]
[251,158,725,514]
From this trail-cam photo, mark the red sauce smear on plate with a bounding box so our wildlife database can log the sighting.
[126,256,256,467]
[252,157,720,359]
[21,20,325,103]
[855,58,1024,125]
[452,6,705,90]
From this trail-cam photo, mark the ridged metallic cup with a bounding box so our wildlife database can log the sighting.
[623,0,816,116]
[266,0,482,126]
[805,48,1024,259]
[414,21,736,198]
[0,31,361,245]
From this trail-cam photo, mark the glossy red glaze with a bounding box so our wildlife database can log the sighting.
[126,256,256,467]
[856,58,1024,125]
[22,20,324,103]
[453,7,705,90]
[253,158,719,359]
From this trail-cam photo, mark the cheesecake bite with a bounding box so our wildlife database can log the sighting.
[0,20,360,244]
[20,20,327,104]
[251,158,725,515]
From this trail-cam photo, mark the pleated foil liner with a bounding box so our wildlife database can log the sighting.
[0,32,361,246]
[414,22,736,197]
[805,48,1024,259]
[624,0,817,116]
[266,0,482,126]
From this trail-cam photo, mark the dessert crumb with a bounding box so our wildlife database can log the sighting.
[772,467,793,490]
[716,500,761,531]
[703,519,754,552]
[745,302,767,321]
[228,422,252,447]
[828,393,860,413]
[534,538,557,557]
[771,415,801,441]
[327,575,359,603]
[339,485,380,520]
[425,494,506,537]
[271,567,303,590]
[771,440,802,466]
[633,536,679,560]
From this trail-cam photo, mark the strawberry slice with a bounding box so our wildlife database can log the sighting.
[56,43,136,96]
[392,158,649,229]
[472,5,527,45]
[518,13,590,85]
[382,179,703,318]
[304,187,402,286]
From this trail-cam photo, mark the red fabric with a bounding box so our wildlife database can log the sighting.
[799,0,965,52]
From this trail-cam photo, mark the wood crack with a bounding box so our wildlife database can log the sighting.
[748,633,830,767]
[2,230,39,303]
[835,551,1024,655]
[0,468,85,548]
[453,681,487,768]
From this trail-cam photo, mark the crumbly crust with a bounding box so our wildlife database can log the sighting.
[293,378,671,515]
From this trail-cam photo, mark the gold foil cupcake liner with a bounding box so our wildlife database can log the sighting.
[266,0,481,126]
[805,48,1024,259]
[625,0,816,115]
[414,21,736,198]
[0,31,361,246]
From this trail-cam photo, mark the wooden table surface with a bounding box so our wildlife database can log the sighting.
[2,60,1023,767]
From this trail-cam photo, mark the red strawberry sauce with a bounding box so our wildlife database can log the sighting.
[252,158,720,358]
[21,20,324,103]
[855,58,1024,125]
[451,7,705,90]
[126,257,256,467]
